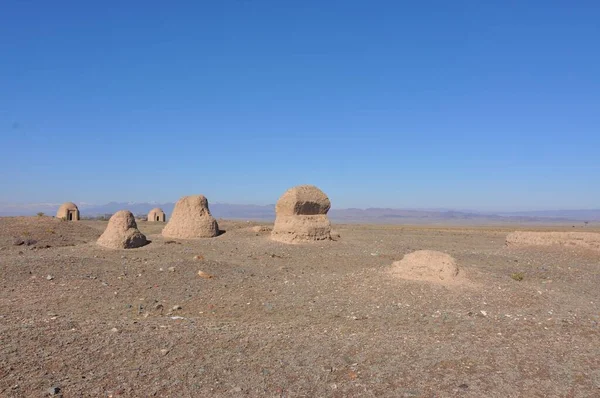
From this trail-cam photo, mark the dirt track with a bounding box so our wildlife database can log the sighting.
[1,217,599,397]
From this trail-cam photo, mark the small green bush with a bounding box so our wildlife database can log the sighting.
[36,212,45,217]
[511,272,524,281]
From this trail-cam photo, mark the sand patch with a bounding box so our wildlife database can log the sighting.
[506,231,600,252]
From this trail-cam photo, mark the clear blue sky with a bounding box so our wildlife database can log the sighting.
[1,1,598,210]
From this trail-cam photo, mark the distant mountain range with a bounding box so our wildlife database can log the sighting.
[1,202,598,224]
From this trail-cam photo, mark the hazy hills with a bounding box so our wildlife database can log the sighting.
[1,202,598,224]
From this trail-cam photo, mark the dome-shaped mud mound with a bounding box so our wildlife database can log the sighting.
[506,231,600,252]
[148,208,166,222]
[56,202,80,221]
[271,185,332,243]
[97,210,148,249]
[390,250,460,284]
[161,195,219,239]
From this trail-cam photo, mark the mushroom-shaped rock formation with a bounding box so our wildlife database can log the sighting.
[148,208,166,222]
[161,195,219,239]
[97,210,148,249]
[271,185,332,243]
[56,202,80,221]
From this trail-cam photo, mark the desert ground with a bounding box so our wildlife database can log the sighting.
[1,217,599,397]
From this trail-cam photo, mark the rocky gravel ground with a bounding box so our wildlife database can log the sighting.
[1,218,599,397]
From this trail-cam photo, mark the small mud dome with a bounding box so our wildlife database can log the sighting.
[506,231,600,252]
[390,250,461,284]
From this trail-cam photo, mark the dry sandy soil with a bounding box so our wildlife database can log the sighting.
[1,216,599,397]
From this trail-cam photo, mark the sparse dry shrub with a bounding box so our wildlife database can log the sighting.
[511,272,524,281]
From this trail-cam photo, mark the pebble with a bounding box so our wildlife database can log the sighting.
[194,255,204,261]
[46,275,54,281]
[47,386,61,395]
[197,270,214,279]
[111,327,119,333]
[160,349,170,356]
[172,305,182,311]
[168,267,175,272]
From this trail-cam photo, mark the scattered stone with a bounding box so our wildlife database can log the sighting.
[97,211,148,249]
[172,305,182,311]
[232,387,242,392]
[160,349,170,356]
[330,230,341,241]
[193,255,204,261]
[168,267,175,272]
[46,275,54,281]
[197,270,214,279]
[47,386,61,395]
[251,225,271,233]
[480,310,488,317]
[110,327,119,333]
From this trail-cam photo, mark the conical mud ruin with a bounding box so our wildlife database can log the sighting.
[97,210,148,249]
[161,195,219,239]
